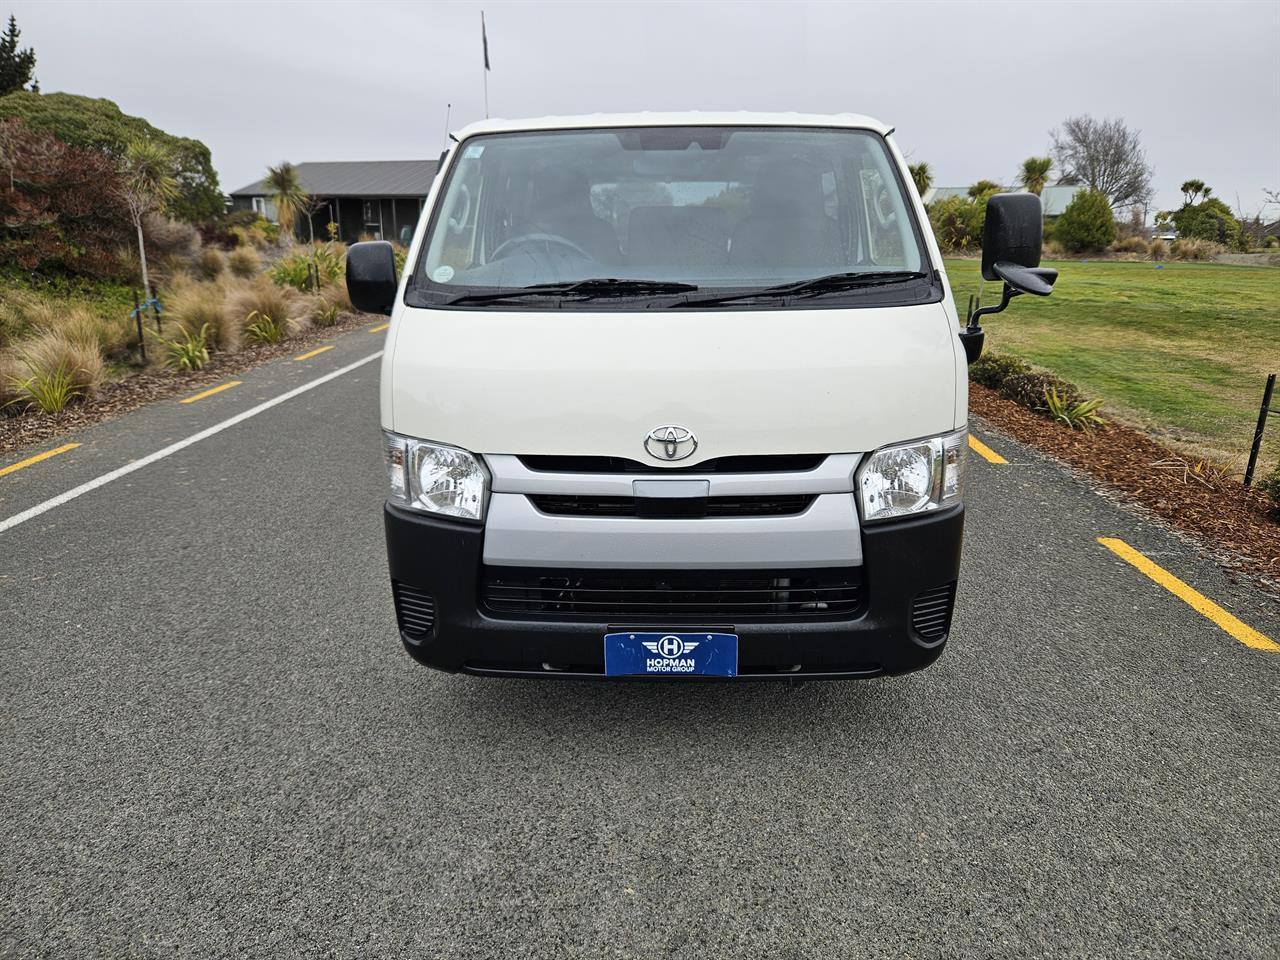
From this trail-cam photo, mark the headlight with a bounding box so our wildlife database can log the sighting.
[857,428,966,522]
[384,432,489,521]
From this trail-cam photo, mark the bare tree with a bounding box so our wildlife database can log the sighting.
[1051,116,1153,210]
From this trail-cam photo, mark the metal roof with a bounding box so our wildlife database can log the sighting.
[230,160,439,198]
[922,184,1083,216]
[453,111,893,140]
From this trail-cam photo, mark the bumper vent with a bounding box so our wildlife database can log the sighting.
[481,567,862,622]
[912,582,956,640]
[528,494,815,519]
[392,581,436,637]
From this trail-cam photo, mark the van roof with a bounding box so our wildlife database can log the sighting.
[453,111,892,140]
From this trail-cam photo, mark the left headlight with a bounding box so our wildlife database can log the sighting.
[856,427,966,523]
[384,432,489,521]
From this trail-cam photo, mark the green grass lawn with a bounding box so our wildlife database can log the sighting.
[945,258,1280,470]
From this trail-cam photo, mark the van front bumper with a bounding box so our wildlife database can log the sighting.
[383,502,964,679]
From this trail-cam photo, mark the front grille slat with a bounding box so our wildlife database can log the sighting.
[518,454,826,474]
[482,567,863,622]
[911,583,956,640]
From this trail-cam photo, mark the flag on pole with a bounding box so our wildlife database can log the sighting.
[482,11,490,71]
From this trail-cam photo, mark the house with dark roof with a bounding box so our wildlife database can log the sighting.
[229,160,439,244]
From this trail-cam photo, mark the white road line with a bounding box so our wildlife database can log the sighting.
[0,351,383,535]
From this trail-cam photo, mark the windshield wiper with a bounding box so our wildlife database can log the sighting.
[677,271,929,307]
[446,278,697,305]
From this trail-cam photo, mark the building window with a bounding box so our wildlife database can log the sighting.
[363,200,377,224]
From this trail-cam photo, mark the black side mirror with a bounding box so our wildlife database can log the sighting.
[960,193,1057,364]
[981,193,1042,279]
[346,241,398,315]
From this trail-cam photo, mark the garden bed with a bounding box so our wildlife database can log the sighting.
[970,383,1280,591]
[0,310,370,454]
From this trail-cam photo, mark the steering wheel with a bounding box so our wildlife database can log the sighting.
[489,232,592,261]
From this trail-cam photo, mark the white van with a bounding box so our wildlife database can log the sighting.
[346,112,1056,679]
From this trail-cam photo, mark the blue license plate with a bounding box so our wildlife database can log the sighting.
[603,632,738,677]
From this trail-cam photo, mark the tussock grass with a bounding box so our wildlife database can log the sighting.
[227,245,262,279]
[4,330,105,413]
[226,278,296,342]
[198,247,226,280]
[166,278,238,353]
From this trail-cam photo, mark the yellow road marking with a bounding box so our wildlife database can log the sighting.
[294,345,334,361]
[180,381,242,405]
[968,434,1008,465]
[0,443,81,478]
[1098,537,1279,653]
[369,323,390,333]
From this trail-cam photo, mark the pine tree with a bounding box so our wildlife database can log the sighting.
[0,15,37,95]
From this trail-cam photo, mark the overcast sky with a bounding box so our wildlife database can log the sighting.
[12,0,1280,217]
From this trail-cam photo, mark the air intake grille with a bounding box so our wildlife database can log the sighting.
[481,567,862,622]
[392,581,436,637]
[527,494,815,519]
[912,582,956,640]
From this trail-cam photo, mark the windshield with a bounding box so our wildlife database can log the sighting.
[412,126,934,308]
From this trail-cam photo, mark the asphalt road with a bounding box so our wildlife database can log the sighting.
[2,325,1278,959]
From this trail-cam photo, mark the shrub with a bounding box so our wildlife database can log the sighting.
[1054,190,1117,253]
[1257,464,1280,507]
[1044,387,1105,431]
[164,323,210,372]
[1042,239,1066,258]
[4,330,105,413]
[1170,238,1221,261]
[1171,198,1242,247]
[1263,235,1279,249]
[1001,371,1082,412]
[969,351,1031,389]
[1149,238,1168,261]
[1110,236,1148,255]
[0,117,132,277]
[227,245,261,279]
[928,195,985,251]
[0,91,223,221]
[268,243,345,292]
[198,247,226,280]
[166,278,237,352]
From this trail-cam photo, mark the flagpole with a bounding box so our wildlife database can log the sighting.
[481,10,490,119]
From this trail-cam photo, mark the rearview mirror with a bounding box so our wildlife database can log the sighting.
[981,193,1042,280]
[346,241,398,315]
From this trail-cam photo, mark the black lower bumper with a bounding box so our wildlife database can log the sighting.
[384,503,963,679]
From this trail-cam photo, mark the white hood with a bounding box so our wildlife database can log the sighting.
[384,302,963,465]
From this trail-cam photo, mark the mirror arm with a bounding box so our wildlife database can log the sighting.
[959,283,1023,365]
[969,282,1023,326]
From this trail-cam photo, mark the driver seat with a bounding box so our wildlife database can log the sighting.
[520,167,621,263]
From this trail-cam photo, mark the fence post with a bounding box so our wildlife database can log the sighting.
[132,289,146,363]
[1243,372,1276,487]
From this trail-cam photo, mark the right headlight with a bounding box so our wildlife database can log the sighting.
[856,427,966,523]
[384,432,489,521]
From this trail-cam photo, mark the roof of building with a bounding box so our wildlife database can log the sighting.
[921,183,1083,216]
[452,111,893,140]
[230,160,439,198]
